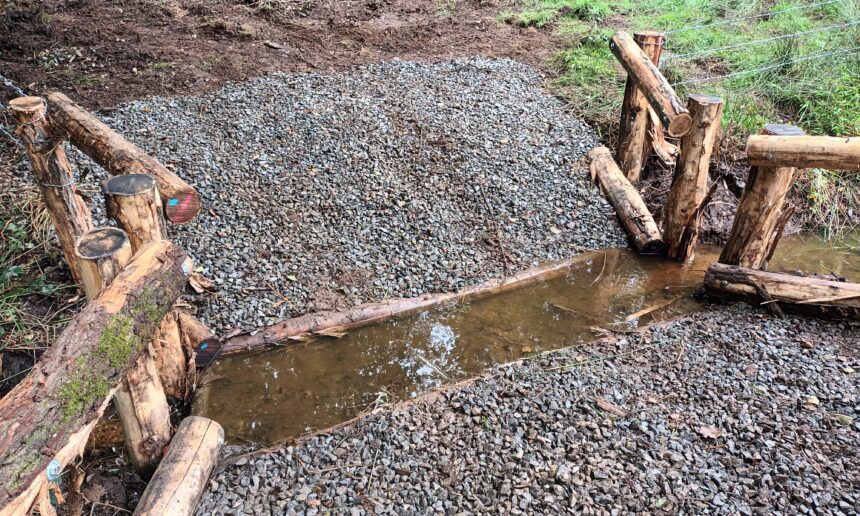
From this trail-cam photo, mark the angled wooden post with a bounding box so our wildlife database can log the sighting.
[616,31,665,183]
[720,124,806,269]
[8,96,93,282]
[664,94,724,261]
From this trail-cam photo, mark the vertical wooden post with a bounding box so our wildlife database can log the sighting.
[8,96,93,282]
[616,31,665,183]
[103,174,167,253]
[74,228,134,300]
[720,124,806,269]
[664,94,724,261]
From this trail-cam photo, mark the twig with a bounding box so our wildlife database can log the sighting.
[366,447,380,490]
[590,251,607,286]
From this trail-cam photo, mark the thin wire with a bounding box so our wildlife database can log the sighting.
[0,73,26,98]
[665,0,843,34]
[671,45,860,87]
[665,20,860,62]
[0,125,24,148]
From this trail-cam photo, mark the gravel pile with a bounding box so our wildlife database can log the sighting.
[70,58,625,332]
[197,305,860,514]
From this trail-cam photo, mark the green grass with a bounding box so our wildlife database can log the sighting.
[502,0,860,235]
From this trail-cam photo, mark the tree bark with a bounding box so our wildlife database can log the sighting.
[616,31,664,183]
[664,94,724,261]
[588,147,665,255]
[746,134,860,171]
[720,124,806,269]
[134,417,223,516]
[705,263,860,319]
[0,241,187,514]
[45,92,200,224]
[609,31,692,138]
[151,311,208,399]
[8,96,93,283]
[74,227,133,300]
[104,174,167,253]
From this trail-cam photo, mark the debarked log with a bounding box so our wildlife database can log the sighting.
[746,134,860,171]
[588,147,665,255]
[46,92,200,224]
[0,240,188,515]
[704,263,860,319]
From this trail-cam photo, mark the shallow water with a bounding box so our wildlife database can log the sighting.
[193,234,859,445]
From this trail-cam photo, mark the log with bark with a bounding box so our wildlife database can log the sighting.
[134,416,224,516]
[609,31,692,138]
[0,240,187,515]
[588,147,665,255]
[747,134,860,171]
[46,92,200,224]
[616,31,665,183]
[705,263,860,319]
[720,124,806,269]
[8,96,93,283]
[663,94,724,261]
[104,174,167,252]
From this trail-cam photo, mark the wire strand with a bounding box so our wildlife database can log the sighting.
[0,73,26,98]
[671,45,860,87]
[1,125,24,148]
[665,20,860,62]
[665,0,844,35]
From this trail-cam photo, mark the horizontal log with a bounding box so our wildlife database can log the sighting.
[588,147,665,255]
[134,416,224,516]
[746,134,860,171]
[0,241,188,514]
[610,31,692,137]
[46,92,201,224]
[704,262,860,319]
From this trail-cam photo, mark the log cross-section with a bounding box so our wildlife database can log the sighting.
[8,96,93,282]
[664,94,724,261]
[616,31,665,183]
[104,174,167,252]
[609,31,692,138]
[746,134,860,171]
[721,124,806,269]
[46,92,201,224]
[588,147,666,255]
[0,240,187,515]
[75,227,134,300]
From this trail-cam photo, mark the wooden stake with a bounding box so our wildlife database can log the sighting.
[46,92,201,224]
[74,227,133,300]
[135,417,224,516]
[664,94,724,261]
[8,96,93,283]
[0,241,187,514]
[746,134,860,171]
[609,31,692,138]
[151,311,211,399]
[588,147,666,255]
[705,263,860,319]
[616,31,664,183]
[720,124,806,269]
[104,174,166,253]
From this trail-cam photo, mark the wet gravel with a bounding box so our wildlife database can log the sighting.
[197,305,860,514]
[69,58,625,332]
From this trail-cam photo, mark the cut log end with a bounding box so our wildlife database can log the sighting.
[104,173,157,196]
[8,96,44,118]
[667,113,693,138]
[164,191,202,225]
[75,227,130,260]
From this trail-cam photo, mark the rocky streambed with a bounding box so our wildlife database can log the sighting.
[197,304,859,515]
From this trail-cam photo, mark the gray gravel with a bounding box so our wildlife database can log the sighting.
[197,304,860,514]
[68,58,625,332]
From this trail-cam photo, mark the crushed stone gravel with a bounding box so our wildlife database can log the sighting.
[197,304,860,515]
[64,58,625,332]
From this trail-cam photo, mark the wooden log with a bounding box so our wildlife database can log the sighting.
[664,94,724,261]
[609,31,692,138]
[616,31,665,182]
[588,147,666,255]
[74,227,133,300]
[104,174,167,253]
[45,92,200,224]
[0,240,187,514]
[720,124,806,269]
[134,416,223,516]
[8,96,93,283]
[151,311,209,399]
[704,262,860,319]
[746,134,860,171]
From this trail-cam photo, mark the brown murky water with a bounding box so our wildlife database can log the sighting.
[193,234,859,445]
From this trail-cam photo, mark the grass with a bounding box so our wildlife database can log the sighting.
[501,0,860,236]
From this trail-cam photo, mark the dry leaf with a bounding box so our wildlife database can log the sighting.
[521,345,533,353]
[189,272,216,293]
[596,398,628,417]
[697,425,722,439]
